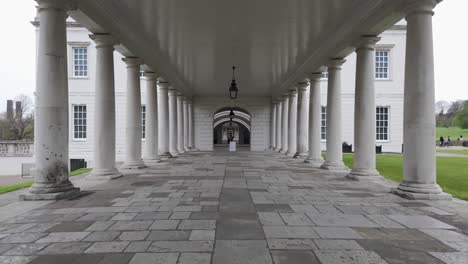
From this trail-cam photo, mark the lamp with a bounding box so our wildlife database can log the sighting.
[229,108,235,121]
[229,66,238,99]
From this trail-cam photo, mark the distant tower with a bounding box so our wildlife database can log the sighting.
[15,101,22,119]
[6,100,13,120]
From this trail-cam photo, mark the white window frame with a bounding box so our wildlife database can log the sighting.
[73,104,87,141]
[375,46,394,81]
[68,42,90,79]
[376,106,390,142]
[141,105,146,140]
[321,106,327,141]
[321,71,329,81]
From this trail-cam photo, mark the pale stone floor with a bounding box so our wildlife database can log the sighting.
[1,150,468,264]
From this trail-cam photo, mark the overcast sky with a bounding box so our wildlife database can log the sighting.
[0,0,466,109]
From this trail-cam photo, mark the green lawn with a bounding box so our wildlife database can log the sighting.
[340,154,468,200]
[0,168,92,195]
[436,149,468,155]
[437,127,468,139]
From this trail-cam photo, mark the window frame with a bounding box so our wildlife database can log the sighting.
[321,106,327,142]
[68,42,91,79]
[374,45,394,81]
[141,105,146,140]
[376,106,391,143]
[72,104,87,141]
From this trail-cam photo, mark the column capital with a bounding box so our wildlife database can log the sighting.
[90,34,118,48]
[36,0,77,11]
[327,58,346,70]
[296,81,309,90]
[355,36,381,51]
[282,93,289,99]
[288,87,298,96]
[122,57,142,67]
[183,97,191,103]
[143,72,158,80]
[404,0,437,16]
[309,72,323,81]
[168,87,178,96]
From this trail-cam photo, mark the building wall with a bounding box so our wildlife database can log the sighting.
[39,23,406,167]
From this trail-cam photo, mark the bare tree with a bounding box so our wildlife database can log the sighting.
[435,100,450,114]
[7,95,34,140]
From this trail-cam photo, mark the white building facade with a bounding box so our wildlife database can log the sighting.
[33,20,405,167]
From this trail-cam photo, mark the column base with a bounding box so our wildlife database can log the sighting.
[87,168,123,180]
[159,152,172,160]
[177,149,185,154]
[144,158,161,166]
[279,149,288,154]
[120,161,147,170]
[321,160,350,173]
[169,152,179,158]
[286,151,296,157]
[391,182,452,200]
[20,187,80,201]
[346,168,383,181]
[184,147,190,152]
[294,152,309,159]
[273,147,281,152]
[304,157,324,168]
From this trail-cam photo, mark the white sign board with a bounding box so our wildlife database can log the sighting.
[229,141,236,152]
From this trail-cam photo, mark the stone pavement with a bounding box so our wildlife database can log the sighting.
[1,150,468,264]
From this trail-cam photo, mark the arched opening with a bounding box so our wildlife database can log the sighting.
[213,107,251,147]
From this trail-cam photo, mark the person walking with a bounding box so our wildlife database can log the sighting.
[440,136,444,147]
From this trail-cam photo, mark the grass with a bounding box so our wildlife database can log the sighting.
[436,127,468,139]
[0,168,92,195]
[436,149,468,155]
[340,154,468,200]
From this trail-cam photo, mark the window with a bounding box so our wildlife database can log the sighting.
[140,70,145,77]
[321,106,327,140]
[376,107,389,141]
[73,105,87,139]
[375,49,390,80]
[141,105,146,139]
[72,47,88,77]
[321,71,328,80]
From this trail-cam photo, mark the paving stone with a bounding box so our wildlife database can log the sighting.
[149,220,180,230]
[118,231,149,241]
[45,221,93,232]
[389,215,457,229]
[255,204,293,213]
[4,243,49,256]
[170,212,191,219]
[0,256,36,264]
[85,221,115,231]
[280,213,315,226]
[146,230,191,241]
[314,227,363,239]
[307,214,379,227]
[84,241,130,253]
[83,231,121,242]
[267,239,317,250]
[129,253,179,264]
[420,229,468,242]
[148,241,213,252]
[76,213,116,221]
[271,250,320,264]
[27,254,102,264]
[178,220,216,230]
[263,226,319,239]
[178,253,211,264]
[366,215,406,228]
[314,249,387,264]
[124,241,152,252]
[258,212,285,225]
[212,240,272,264]
[109,220,154,231]
[0,244,16,254]
[36,232,90,243]
[38,242,91,254]
[111,213,138,221]
[134,212,171,220]
[289,205,320,214]
[314,239,363,250]
[190,230,215,240]
[189,212,219,220]
[442,241,468,252]
[353,228,435,241]
[216,213,265,240]
[0,233,47,243]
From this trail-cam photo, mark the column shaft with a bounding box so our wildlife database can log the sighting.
[143,73,159,164]
[121,58,146,169]
[286,89,298,157]
[25,0,79,199]
[157,80,171,158]
[275,101,283,151]
[183,99,189,151]
[188,101,194,149]
[177,94,185,153]
[305,74,324,166]
[296,83,310,158]
[321,59,349,172]
[348,37,382,180]
[271,102,277,149]
[168,88,179,157]
[89,34,122,180]
[392,0,451,200]
[280,96,289,153]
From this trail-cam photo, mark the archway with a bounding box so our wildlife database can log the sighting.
[213,107,251,146]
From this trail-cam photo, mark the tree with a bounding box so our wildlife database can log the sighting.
[435,100,450,115]
[0,95,34,140]
[452,100,468,129]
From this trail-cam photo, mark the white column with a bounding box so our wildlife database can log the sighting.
[177,93,185,154]
[305,73,324,166]
[24,0,79,200]
[188,100,194,149]
[392,0,451,200]
[271,101,277,150]
[88,34,122,180]
[280,95,289,153]
[168,87,179,157]
[121,57,146,170]
[274,100,283,151]
[296,81,310,158]
[183,98,190,151]
[143,72,160,165]
[347,37,382,181]
[286,88,298,157]
[321,59,349,172]
[157,79,171,158]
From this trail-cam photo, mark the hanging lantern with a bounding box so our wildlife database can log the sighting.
[229,66,238,99]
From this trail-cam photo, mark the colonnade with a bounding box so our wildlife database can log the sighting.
[269,0,450,200]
